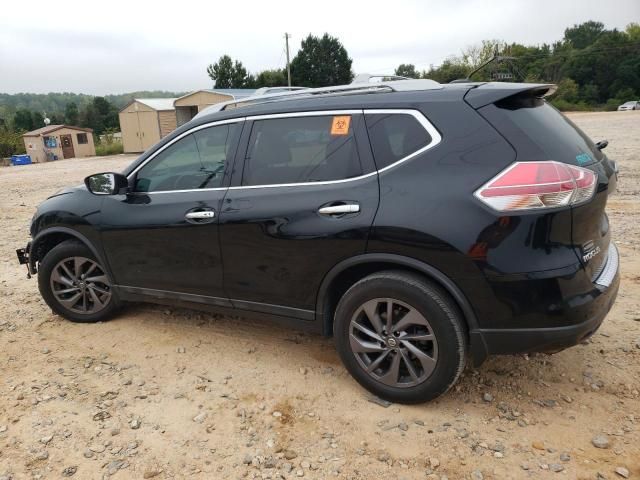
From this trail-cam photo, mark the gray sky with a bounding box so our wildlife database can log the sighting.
[0,0,638,95]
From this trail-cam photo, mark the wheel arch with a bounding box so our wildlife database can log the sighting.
[315,253,488,364]
[30,227,110,278]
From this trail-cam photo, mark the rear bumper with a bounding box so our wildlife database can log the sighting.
[471,243,619,361]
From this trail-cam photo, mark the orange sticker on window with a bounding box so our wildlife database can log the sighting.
[331,116,351,135]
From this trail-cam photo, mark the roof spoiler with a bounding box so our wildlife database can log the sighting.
[464,83,557,109]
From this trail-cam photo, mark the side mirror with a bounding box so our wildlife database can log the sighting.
[84,172,129,195]
[595,139,609,150]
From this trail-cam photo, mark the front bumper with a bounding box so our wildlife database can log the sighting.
[472,243,620,360]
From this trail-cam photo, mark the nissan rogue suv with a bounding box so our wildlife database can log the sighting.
[17,79,620,403]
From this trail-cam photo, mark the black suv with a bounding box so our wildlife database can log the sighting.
[17,79,620,403]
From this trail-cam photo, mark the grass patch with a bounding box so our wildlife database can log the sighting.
[95,142,124,156]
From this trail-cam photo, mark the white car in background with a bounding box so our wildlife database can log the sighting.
[617,100,639,111]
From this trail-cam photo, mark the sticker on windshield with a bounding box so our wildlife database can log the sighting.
[331,116,351,136]
[575,153,593,165]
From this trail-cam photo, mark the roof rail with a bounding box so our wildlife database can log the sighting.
[194,77,442,120]
[352,73,410,83]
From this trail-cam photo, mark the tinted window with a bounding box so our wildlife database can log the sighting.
[242,115,363,186]
[484,97,603,165]
[135,123,240,192]
[365,114,431,169]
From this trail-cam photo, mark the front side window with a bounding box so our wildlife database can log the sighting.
[77,133,88,144]
[365,113,432,169]
[242,115,363,186]
[135,123,240,192]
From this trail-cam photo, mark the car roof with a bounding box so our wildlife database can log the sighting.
[192,82,477,125]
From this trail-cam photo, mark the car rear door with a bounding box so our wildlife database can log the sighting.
[218,111,379,319]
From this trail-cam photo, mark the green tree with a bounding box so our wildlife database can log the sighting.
[31,111,45,128]
[626,22,640,42]
[553,78,579,102]
[462,39,505,71]
[79,103,101,134]
[564,29,635,102]
[77,97,118,135]
[0,127,26,156]
[207,55,234,88]
[564,21,605,49]
[424,59,469,83]
[231,60,249,88]
[13,109,34,131]
[49,113,65,124]
[254,69,287,87]
[580,83,600,103]
[65,102,79,125]
[394,64,420,79]
[206,55,250,88]
[290,34,353,87]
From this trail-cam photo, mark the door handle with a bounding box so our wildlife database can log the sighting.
[318,203,360,216]
[185,209,215,223]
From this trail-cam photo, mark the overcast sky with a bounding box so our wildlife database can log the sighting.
[0,0,638,95]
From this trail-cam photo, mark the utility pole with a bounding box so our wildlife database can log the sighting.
[285,33,292,87]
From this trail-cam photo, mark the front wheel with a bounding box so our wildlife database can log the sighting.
[334,271,467,403]
[38,240,119,323]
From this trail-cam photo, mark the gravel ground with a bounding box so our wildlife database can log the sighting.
[0,111,638,479]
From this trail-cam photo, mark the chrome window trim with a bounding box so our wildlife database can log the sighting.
[364,109,442,175]
[127,117,246,182]
[129,109,441,194]
[229,108,441,190]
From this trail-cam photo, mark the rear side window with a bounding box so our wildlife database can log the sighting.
[481,97,603,166]
[242,115,363,186]
[365,113,432,169]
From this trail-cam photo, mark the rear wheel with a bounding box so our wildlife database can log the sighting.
[38,241,119,323]
[334,271,466,403]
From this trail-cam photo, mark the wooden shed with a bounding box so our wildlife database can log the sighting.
[174,89,256,126]
[118,98,177,153]
[23,125,95,163]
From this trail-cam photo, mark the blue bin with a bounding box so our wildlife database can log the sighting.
[10,154,32,166]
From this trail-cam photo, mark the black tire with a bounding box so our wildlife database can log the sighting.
[38,240,120,323]
[334,270,467,403]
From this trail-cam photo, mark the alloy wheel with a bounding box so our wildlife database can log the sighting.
[49,256,112,314]
[348,298,438,388]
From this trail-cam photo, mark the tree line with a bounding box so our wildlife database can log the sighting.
[208,22,639,112]
[397,21,640,111]
[0,91,181,157]
[0,97,121,157]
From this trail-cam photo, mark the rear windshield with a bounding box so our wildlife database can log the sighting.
[480,96,603,166]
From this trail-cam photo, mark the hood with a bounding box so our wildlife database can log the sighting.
[47,183,86,199]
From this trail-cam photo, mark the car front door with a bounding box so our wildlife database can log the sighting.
[99,120,243,302]
[219,111,379,319]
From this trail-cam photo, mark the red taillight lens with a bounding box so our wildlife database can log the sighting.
[475,161,597,212]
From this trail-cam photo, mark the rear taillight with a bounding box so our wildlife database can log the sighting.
[475,161,597,212]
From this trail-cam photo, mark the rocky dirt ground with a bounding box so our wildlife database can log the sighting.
[0,111,638,480]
